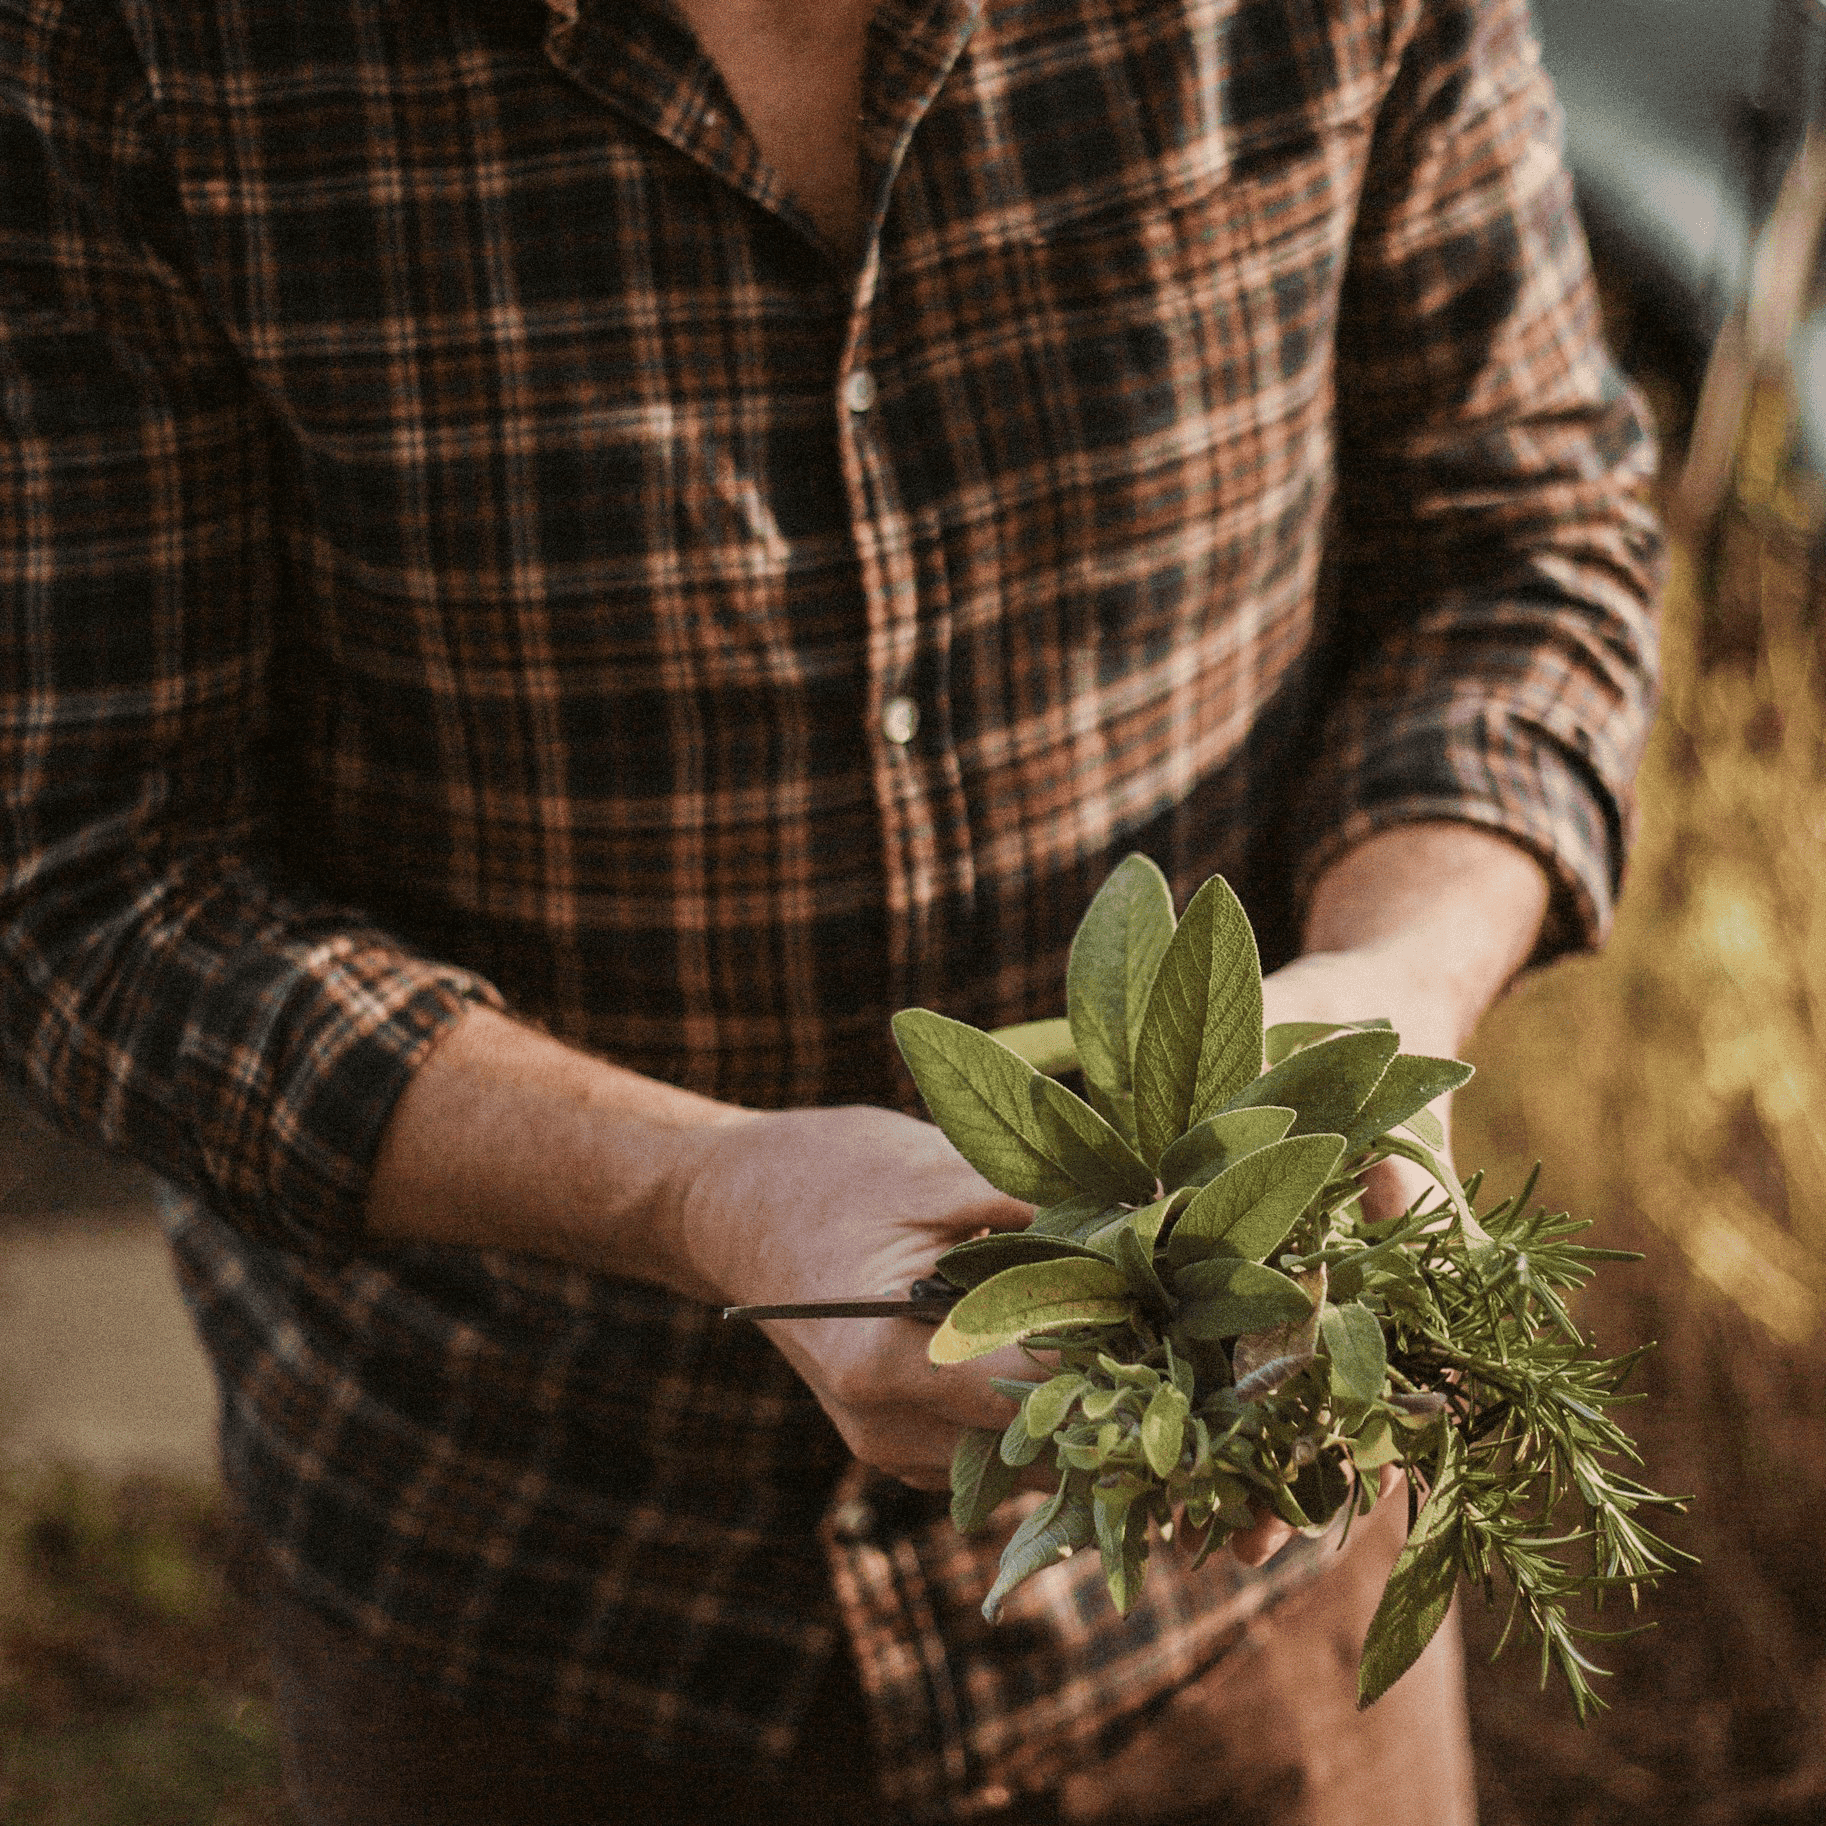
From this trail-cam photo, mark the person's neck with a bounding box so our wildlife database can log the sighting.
[671,0,878,259]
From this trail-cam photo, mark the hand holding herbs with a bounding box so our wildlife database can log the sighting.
[889,856,1690,1717]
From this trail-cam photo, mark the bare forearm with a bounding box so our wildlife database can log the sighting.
[365,1007,749,1298]
[1295,821,1551,1055]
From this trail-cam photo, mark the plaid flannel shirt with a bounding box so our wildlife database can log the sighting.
[0,0,1661,1814]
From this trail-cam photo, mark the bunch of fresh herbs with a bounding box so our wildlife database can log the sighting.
[892,856,1689,1715]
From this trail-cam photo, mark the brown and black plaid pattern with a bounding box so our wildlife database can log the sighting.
[0,0,1660,1811]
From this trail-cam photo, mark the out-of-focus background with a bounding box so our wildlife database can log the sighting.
[6,3,1826,1821]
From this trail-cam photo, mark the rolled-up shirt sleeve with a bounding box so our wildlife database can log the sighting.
[1294,0,1665,952]
[0,18,498,1253]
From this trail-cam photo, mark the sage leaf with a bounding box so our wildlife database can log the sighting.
[1292,1451,1354,1532]
[936,1232,1114,1289]
[1321,1299,1389,1408]
[1223,1027,1400,1140]
[1030,1074,1159,1205]
[1067,853,1175,1126]
[1346,1413,1403,1473]
[1233,1264,1326,1399]
[1000,1408,1049,1467]
[1140,1381,1190,1477]
[1093,1477,1152,1613]
[1264,1017,1393,1067]
[1112,1223,1175,1321]
[1133,876,1263,1165]
[1157,1104,1296,1191]
[1124,1186,1196,1253]
[1025,1372,1092,1440]
[1402,1104,1447,1150]
[893,1009,1080,1204]
[1174,1258,1315,1340]
[989,1015,1079,1077]
[1358,1434,1465,1709]
[1166,1134,1346,1269]
[983,1477,1096,1623]
[1029,1193,1123,1241]
[929,1258,1134,1364]
[1343,1054,1474,1155]
[951,1427,1020,1535]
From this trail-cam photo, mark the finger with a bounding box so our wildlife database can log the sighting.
[1227,1509,1295,1567]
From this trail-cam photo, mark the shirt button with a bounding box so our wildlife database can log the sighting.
[880,695,920,745]
[842,368,878,414]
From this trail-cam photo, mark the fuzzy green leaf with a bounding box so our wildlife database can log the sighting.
[1093,1478,1152,1613]
[1132,877,1264,1164]
[1321,1299,1389,1408]
[929,1258,1134,1364]
[1029,1193,1122,1241]
[1140,1381,1190,1477]
[1157,1105,1296,1191]
[1067,854,1176,1124]
[1174,1258,1316,1340]
[1030,1075,1159,1204]
[1264,1017,1392,1067]
[1344,1054,1474,1155]
[1358,1435,1465,1709]
[1112,1223,1175,1321]
[936,1232,1113,1289]
[983,1478,1097,1623]
[1025,1372,1092,1440]
[1223,1027,1400,1140]
[893,1009,1080,1204]
[1166,1134,1346,1269]
[951,1427,1021,1535]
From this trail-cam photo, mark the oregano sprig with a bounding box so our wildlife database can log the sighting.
[893,856,1692,1718]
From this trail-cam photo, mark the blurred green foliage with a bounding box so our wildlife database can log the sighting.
[0,1465,291,1826]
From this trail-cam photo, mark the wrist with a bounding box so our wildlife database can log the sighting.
[1298,822,1550,1052]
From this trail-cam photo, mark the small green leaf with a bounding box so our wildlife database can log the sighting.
[1094,1477,1152,1613]
[1133,876,1264,1164]
[1292,1451,1354,1531]
[1157,1106,1296,1191]
[1025,1372,1092,1440]
[929,1259,1134,1364]
[1000,1408,1049,1466]
[1166,1134,1346,1269]
[989,1015,1079,1076]
[1346,1413,1403,1472]
[1067,853,1176,1126]
[1122,1186,1196,1253]
[1343,1053,1473,1155]
[1174,1258,1315,1339]
[1223,1027,1400,1140]
[1321,1300,1389,1408]
[1358,1434,1465,1708]
[893,1009,1080,1203]
[1402,1105,1447,1149]
[1029,1193,1123,1241]
[1140,1381,1190,1477]
[936,1232,1113,1288]
[983,1477,1097,1622]
[1030,1075,1159,1204]
[951,1427,1020,1535]
[1264,1017,1388,1066]
[1113,1223,1175,1321]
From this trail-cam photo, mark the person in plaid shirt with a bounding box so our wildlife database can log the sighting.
[0,0,1660,1819]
